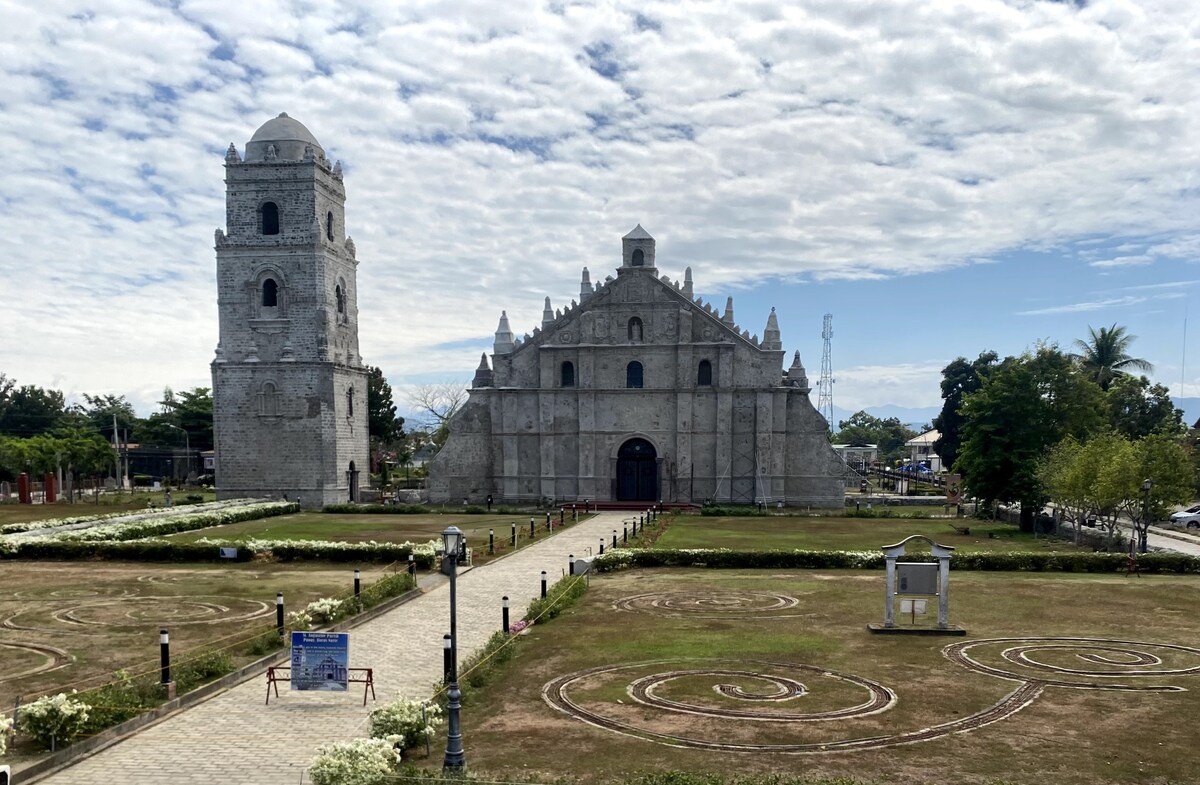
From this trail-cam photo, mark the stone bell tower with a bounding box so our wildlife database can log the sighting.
[211,113,369,507]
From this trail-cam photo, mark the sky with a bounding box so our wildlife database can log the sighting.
[2,0,1198,427]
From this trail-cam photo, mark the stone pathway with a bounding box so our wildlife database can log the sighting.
[35,512,636,785]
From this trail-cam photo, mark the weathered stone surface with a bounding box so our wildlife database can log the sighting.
[429,227,844,506]
[212,114,369,508]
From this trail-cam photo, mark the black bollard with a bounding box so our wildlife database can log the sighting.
[612,530,618,549]
[530,516,536,539]
[511,522,516,547]
[541,570,548,599]
[569,554,575,576]
[354,569,361,599]
[546,512,552,530]
[640,513,645,528]
[275,593,284,638]
[489,528,495,554]
[623,525,627,544]
[502,596,510,635]
[572,504,577,521]
[160,629,170,686]
[408,554,415,577]
[599,539,605,555]
[559,509,564,526]
[443,634,452,681]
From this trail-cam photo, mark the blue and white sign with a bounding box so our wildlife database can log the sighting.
[289,631,350,692]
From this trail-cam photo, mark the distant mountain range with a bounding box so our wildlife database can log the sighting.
[835,397,1200,434]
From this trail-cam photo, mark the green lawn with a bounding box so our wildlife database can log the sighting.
[654,515,1081,553]
[451,568,1200,785]
[165,511,585,563]
[0,490,217,526]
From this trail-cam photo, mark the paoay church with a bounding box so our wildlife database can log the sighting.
[428,227,845,506]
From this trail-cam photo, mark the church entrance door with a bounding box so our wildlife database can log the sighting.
[616,439,658,501]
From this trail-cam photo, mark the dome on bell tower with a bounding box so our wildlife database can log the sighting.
[245,113,326,163]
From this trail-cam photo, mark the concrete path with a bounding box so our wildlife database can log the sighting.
[35,512,634,785]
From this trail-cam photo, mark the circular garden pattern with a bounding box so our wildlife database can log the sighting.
[0,642,70,684]
[545,637,1200,753]
[4,596,272,634]
[612,591,803,618]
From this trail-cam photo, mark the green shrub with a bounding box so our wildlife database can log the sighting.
[174,649,235,691]
[524,574,588,623]
[76,672,159,735]
[591,548,1200,574]
[700,504,768,516]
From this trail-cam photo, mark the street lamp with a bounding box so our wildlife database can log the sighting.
[165,424,190,481]
[441,525,466,771]
[1140,478,1153,554]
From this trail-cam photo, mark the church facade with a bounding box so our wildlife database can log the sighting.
[428,227,844,506]
[211,114,369,507]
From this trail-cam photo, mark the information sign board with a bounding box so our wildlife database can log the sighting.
[896,562,938,595]
[289,631,350,692]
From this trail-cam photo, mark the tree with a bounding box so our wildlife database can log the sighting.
[0,384,66,437]
[956,346,1104,521]
[932,351,1001,472]
[1128,433,1194,552]
[1070,323,1153,391]
[170,388,214,452]
[367,366,405,445]
[835,411,916,466]
[79,394,138,442]
[406,382,466,448]
[1106,375,1183,439]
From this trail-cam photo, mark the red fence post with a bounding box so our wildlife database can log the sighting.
[17,473,31,504]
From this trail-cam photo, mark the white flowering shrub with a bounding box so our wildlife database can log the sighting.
[0,498,276,535]
[368,697,442,749]
[308,738,399,785]
[287,610,313,632]
[20,693,90,749]
[1,714,13,755]
[3,500,298,545]
[303,597,344,624]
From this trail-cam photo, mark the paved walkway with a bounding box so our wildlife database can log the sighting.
[36,512,633,785]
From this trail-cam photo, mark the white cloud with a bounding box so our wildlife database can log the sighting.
[1,0,1199,413]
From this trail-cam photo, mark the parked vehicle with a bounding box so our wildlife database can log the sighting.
[1169,505,1200,528]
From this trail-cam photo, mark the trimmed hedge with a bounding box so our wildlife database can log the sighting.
[592,548,1200,574]
[323,503,526,515]
[2,538,438,567]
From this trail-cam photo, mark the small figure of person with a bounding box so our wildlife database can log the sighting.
[486,494,493,512]
[164,490,172,508]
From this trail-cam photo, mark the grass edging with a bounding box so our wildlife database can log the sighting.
[591,548,1200,574]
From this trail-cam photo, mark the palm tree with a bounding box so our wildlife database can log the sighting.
[1070,323,1153,390]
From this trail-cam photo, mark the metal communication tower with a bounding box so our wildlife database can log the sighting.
[817,313,835,428]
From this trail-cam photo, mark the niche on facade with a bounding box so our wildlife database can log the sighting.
[335,278,349,324]
[258,381,282,418]
[250,269,288,321]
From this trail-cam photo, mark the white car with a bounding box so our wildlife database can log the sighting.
[1169,505,1200,528]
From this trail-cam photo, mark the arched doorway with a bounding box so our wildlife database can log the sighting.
[616,438,657,501]
[348,460,360,503]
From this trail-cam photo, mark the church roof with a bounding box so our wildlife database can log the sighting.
[251,113,322,148]
[622,224,653,240]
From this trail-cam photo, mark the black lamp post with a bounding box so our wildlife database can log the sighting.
[441,525,466,771]
[1140,478,1152,554]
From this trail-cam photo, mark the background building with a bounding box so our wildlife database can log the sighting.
[429,226,844,506]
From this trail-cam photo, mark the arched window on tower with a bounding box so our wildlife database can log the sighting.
[335,285,346,317]
[347,386,354,417]
[632,248,644,266]
[261,202,280,235]
[259,381,280,417]
[326,211,334,241]
[561,361,575,388]
[628,317,643,342]
[697,359,712,386]
[626,361,643,389]
[262,278,278,308]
